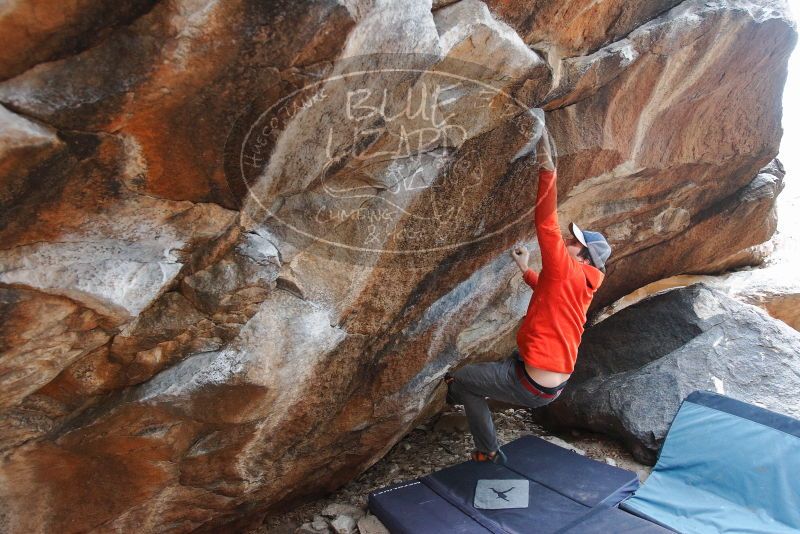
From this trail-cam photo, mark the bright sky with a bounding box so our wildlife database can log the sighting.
[774,0,799,264]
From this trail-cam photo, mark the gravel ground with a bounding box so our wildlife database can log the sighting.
[255,404,652,533]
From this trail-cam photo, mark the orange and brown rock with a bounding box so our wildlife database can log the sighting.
[0,0,796,531]
[0,0,159,81]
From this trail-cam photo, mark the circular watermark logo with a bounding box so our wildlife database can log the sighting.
[224,53,549,268]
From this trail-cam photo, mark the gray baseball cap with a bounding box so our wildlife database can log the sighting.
[569,222,611,271]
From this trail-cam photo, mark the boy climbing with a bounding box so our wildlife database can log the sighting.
[444,124,612,464]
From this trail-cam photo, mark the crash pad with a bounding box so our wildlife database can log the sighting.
[621,390,800,534]
[368,434,668,533]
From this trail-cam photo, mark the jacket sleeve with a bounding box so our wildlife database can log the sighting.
[523,268,539,289]
[535,168,571,277]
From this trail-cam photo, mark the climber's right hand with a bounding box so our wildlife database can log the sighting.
[535,128,556,172]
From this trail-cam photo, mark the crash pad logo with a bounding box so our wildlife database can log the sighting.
[474,479,529,509]
[224,53,541,266]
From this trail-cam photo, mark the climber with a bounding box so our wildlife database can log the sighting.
[444,126,612,464]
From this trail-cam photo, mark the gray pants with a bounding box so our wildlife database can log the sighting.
[447,352,563,453]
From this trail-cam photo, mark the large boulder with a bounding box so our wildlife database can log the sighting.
[535,284,800,465]
[0,0,796,531]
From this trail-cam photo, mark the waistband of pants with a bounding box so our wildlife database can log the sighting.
[514,359,567,399]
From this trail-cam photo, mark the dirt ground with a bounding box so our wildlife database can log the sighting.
[256,404,652,533]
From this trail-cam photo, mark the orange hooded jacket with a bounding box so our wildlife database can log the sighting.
[516,168,605,374]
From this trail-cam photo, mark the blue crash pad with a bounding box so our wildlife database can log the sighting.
[369,434,671,533]
[621,390,800,534]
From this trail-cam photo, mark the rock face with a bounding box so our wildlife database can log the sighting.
[595,266,800,332]
[594,165,799,332]
[0,0,159,80]
[0,0,795,531]
[536,284,800,465]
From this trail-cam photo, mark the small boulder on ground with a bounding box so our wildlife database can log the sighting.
[330,514,357,534]
[320,503,365,521]
[297,523,323,534]
[433,412,469,433]
[357,514,391,534]
[311,515,330,532]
